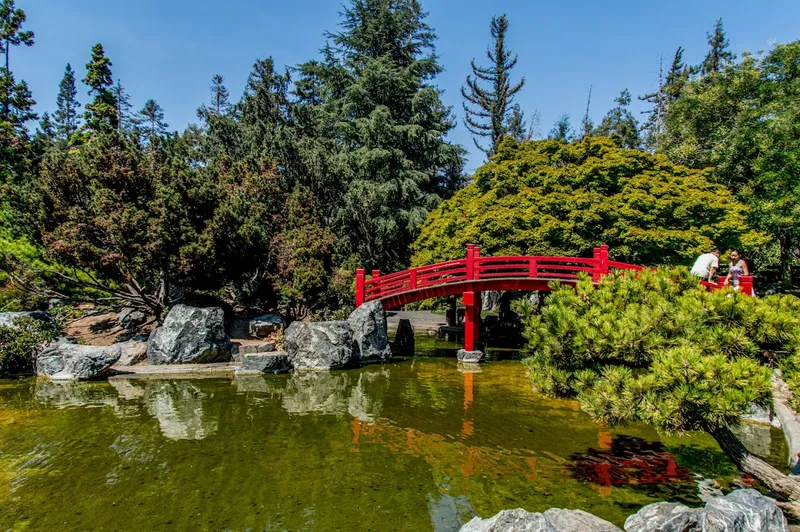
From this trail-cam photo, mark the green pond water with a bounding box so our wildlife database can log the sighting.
[0,356,788,531]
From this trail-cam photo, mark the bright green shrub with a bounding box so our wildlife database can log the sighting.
[0,316,61,376]
[411,137,764,268]
[521,268,800,433]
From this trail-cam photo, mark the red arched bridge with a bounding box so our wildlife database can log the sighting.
[355,245,754,352]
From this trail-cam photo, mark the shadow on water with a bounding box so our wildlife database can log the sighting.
[0,358,784,531]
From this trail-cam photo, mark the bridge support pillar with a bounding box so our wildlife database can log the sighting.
[463,291,481,351]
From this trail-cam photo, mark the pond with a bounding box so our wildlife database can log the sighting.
[0,357,787,531]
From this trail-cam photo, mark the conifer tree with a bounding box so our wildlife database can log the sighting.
[53,63,80,139]
[461,14,525,155]
[594,89,641,149]
[0,0,33,121]
[210,74,230,115]
[665,46,693,101]
[701,18,734,75]
[548,114,573,142]
[639,56,665,152]
[82,43,117,131]
[137,99,168,144]
[505,104,531,142]
[580,86,593,139]
[112,79,133,132]
[299,0,465,271]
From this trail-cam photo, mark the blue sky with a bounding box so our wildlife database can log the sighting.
[16,0,800,172]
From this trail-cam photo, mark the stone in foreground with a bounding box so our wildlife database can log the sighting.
[285,321,355,370]
[249,314,284,338]
[624,489,787,532]
[0,311,52,328]
[37,339,121,380]
[461,508,620,532]
[457,349,485,363]
[147,305,232,365]
[236,352,290,374]
[347,301,392,363]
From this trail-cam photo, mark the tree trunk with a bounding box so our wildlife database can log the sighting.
[779,232,793,288]
[710,424,800,502]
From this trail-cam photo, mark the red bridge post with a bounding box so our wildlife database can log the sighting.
[355,268,366,307]
[464,244,481,352]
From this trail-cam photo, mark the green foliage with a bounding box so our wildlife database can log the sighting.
[82,43,117,131]
[0,316,60,375]
[461,14,526,155]
[412,137,760,268]
[54,63,80,139]
[663,41,800,286]
[593,89,641,150]
[520,268,800,433]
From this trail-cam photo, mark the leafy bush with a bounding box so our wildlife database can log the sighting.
[0,316,61,376]
[412,137,765,268]
[520,268,800,500]
[521,268,800,419]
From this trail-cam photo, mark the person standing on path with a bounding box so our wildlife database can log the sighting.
[690,249,721,282]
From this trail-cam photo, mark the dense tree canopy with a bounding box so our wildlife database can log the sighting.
[519,268,800,502]
[412,137,759,268]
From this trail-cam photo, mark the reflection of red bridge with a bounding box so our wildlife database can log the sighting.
[356,244,754,351]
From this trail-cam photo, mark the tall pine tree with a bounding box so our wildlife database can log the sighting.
[549,114,573,142]
[82,43,117,131]
[137,99,168,147]
[53,63,80,139]
[112,79,133,132]
[461,14,525,156]
[701,18,734,75]
[299,0,465,271]
[594,89,641,150]
[0,0,33,122]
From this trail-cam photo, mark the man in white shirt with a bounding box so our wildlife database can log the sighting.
[690,249,721,281]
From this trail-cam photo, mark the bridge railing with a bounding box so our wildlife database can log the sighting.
[355,244,755,306]
[356,244,649,305]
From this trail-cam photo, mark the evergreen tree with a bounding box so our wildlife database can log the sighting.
[111,79,133,132]
[701,18,734,75]
[665,46,693,102]
[300,0,465,271]
[0,0,33,121]
[580,86,593,139]
[639,56,665,152]
[548,114,573,142]
[461,14,525,155]
[210,74,229,115]
[53,63,80,139]
[137,98,168,144]
[505,103,530,142]
[594,89,641,149]
[82,43,117,131]
[37,111,54,139]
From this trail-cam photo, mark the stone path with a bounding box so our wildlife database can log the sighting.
[385,310,446,333]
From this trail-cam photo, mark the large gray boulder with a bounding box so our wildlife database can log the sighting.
[285,321,355,370]
[624,489,787,532]
[347,301,392,363]
[623,502,701,532]
[0,311,52,328]
[37,339,121,380]
[461,508,620,532]
[147,305,231,365]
